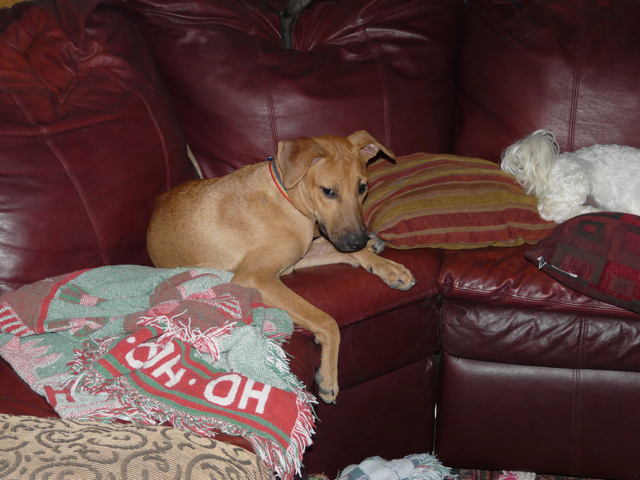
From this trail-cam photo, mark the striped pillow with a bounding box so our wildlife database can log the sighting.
[363,153,556,249]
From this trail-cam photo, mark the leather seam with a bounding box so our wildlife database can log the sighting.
[14,12,70,62]
[438,282,631,316]
[293,293,438,335]
[254,36,279,156]
[572,366,582,475]
[0,81,111,266]
[345,3,391,147]
[568,0,589,151]
[90,70,172,191]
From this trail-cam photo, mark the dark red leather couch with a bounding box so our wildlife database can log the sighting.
[1,0,639,478]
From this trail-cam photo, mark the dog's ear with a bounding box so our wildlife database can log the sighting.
[348,130,395,164]
[276,137,327,189]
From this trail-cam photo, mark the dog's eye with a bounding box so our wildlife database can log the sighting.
[321,187,336,198]
[358,183,368,195]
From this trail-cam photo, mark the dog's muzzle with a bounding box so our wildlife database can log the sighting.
[320,223,369,253]
[344,231,369,252]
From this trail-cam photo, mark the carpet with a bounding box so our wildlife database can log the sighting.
[452,469,603,480]
[309,468,604,480]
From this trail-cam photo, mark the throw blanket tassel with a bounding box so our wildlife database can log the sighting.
[251,392,318,479]
[139,313,235,362]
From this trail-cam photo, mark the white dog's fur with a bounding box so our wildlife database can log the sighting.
[501,129,640,223]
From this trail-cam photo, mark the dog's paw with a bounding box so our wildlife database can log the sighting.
[314,370,338,405]
[369,259,416,291]
[366,232,385,255]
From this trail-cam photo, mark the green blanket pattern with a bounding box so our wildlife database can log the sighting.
[0,266,316,480]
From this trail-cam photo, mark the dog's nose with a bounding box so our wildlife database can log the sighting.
[345,231,369,251]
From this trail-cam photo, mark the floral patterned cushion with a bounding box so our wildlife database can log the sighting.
[0,414,271,479]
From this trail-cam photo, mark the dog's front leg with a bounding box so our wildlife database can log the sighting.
[538,172,603,223]
[538,198,602,223]
[231,269,340,404]
[293,237,416,291]
[347,248,416,291]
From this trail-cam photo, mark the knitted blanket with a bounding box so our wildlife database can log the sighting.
[0,266,315,480]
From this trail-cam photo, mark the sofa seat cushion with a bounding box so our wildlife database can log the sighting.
[439,244,640,320]
[435,352,640,480]
[440,299,640,373]
[0,0,195,294]
[283,248,441,390]
[283,247,443,332]
[122,0,464,178]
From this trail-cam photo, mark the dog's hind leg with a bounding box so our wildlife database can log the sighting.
[231,268,340,404]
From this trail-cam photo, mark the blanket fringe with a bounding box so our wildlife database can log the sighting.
[138,313,235,362]
[69,336,316,480]
[85,377,313,480]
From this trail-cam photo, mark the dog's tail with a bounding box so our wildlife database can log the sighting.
[501,128,559,197]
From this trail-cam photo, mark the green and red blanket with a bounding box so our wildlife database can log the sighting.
[0,266,315,480]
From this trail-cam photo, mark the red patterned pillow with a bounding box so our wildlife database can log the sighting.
[525,213,640,314]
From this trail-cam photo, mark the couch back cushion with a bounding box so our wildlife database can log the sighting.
[0,0,195,294]
[122,0,463,178]
[454,0,640,163]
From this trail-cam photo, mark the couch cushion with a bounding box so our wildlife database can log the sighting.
[526,212,640,314]
[283,247,443,332]
[454,0,640,163]
[0,0,195,294]
[440,299,640,373]
[304,357,437,478]
[438,244,640,320]
[363,153,555,249]
[122,0,464,178]
[282,248,441,390]
[435,352,640,480]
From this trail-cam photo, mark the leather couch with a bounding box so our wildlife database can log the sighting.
[1,0,639,479]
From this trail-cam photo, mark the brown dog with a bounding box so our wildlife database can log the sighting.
[146,131,415,404]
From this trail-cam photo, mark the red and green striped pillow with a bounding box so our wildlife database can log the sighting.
[363,153,556,249]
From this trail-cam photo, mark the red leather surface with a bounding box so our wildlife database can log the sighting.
[335,298,438,390]
[122,0,464,178]
[454,0,640,163]
[439,245,640,320]
[0,0,195,294]
[281,332,321,390]
[283,247,443,332]
[281,248,441,390]
[436,352,640,480]
[0,357,57,418]
[440,299,640,373]
[303,356,437,478]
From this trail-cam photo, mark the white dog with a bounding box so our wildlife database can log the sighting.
[501,128,640,223]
